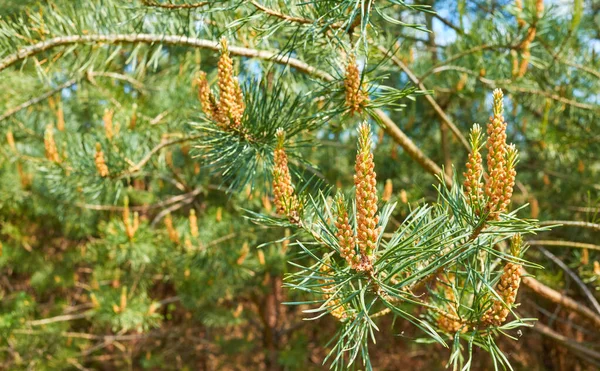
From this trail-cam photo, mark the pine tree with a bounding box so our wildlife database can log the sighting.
[1,0,599,369]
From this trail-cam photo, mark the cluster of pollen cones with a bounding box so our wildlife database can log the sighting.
[463,89,517,220]
[197,38,246,132]
[344,54,369,115]
[272,129,301,224]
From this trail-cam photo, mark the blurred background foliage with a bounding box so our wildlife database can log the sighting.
[0,0,599,369]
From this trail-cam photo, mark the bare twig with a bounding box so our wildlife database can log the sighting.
[79,187,202,212]
[0,34,333,81]
[376,44,470,152]
[538,247,600,315]
[150,195,198,227]
[0,78,78,122]
[428,65,599,112]
[418,44,513,82]
[538,220,600,231]
[149,110,170,125]
[0,71,146,124]
[522,274,600,328]
[27,312,91,326]
[528,240,600,252]
[567,206,600,213]
[371,107,450,186]
[126,135,202,174]
[206,232,237,247]
[250,1,315,25]
[432,13,463,35]
[533,322,600,361]
[88,71,146,93]
[501,85,598,112]
[140,0,208,9]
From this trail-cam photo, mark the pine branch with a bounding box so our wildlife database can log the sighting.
[533,322,600,361]
[250,1,326,26]
[126,135,202,174]
[428,65,599,112]
[0,71,146,124]
[538,220,600,231]
[0,78,78,122]
[376,44,470,152]
[140,0,209,9]
[539,247,600,316]
[78,187,204,211]
[418,44,515,82]
[522,274,600,328]
[0,34,333,81]
[0,34,454,187]
[528,240,600,251]
[27,312,92,326]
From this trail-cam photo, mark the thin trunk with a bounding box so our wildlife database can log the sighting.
[441,123,452,178]
[260,274,283,371]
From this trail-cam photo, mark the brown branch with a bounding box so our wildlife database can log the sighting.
[0,71,146,123]
[538,220,600,231]
[205,232,237,247]
[13,329,154,341]
[150,194,197,226]
[87,71,147,93]
[440,119,452,179]
[140,0,209,9]
[0,78,78,122]
[432,13,463,35]
[126,135,202,174]
[568,206,600,213]
[430,65,511,85]
[538,247,600,315]
[522,274,600,328]
[527,240,600,252]
[429,65,599,112]
[376,44,470,152]
[538,39,600,80]
[27,312,91,326]
[250,1,315,25]
[560,59,600,80]
[79,187,203,212]
[504,86,598,112]
[419,44,513,82]
[371,107,451,186]
[533,322,600,361]
[0,34,333,81]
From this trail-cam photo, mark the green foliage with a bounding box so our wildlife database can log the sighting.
[0,0,598,369]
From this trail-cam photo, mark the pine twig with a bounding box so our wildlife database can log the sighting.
[250,1,316,26]
[27,312,91,326]
[528,240,600,252]
[538,247,600,315]
[427,65,599,112]
[0,34,333,81]
[522,273,600,328]
[140,0,209,9]
[126,135,202,174]
[376,44,470,152]
[533,322,600,361]
[538,220,600,231]
[0,71,146,124]
[0,78,78,123]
